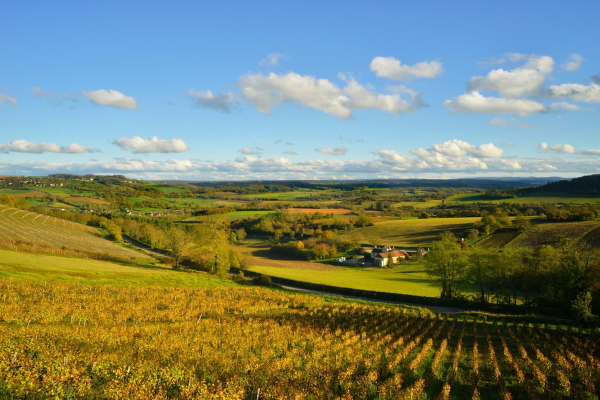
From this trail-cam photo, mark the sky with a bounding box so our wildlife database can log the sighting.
[1,1,599,181]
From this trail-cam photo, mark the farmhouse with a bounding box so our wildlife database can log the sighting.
[371,247,409,267]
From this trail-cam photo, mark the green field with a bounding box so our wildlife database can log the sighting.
[338,217,480,246]
[448,191,600,205]
[247,263,463,297]
[391,199,443,209]
[0,249,232,287]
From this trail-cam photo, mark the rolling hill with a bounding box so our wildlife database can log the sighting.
[0,204,151,261]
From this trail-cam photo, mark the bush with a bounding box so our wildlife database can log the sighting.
[253,274,272,286]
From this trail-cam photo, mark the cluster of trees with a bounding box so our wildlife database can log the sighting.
[270,237,357,260]
[231,211,373,240]
[426,232,600,323]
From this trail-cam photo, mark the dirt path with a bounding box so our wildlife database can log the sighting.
[122,235,171,258]
[275,283,467,314]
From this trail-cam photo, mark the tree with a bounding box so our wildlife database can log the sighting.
[236,228,247,242]
[512,216,531,232]
[467,247,496,303]
[164,227,194,269]
[425,231,469,299]
[466,229,479,243]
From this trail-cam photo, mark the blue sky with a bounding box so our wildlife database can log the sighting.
[1,1,599,180]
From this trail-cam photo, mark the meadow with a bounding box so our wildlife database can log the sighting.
[448,192,600,205]
[338,217,480,247]
[247,263,445,297]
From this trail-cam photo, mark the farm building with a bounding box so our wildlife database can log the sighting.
[371,248,409,267]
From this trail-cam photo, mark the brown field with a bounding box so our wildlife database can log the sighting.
[9,191,49,198]
[65,196,110,205]
[285,208,352,215]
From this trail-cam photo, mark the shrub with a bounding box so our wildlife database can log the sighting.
[253,274,272,286]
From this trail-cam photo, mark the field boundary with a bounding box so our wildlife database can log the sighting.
[234,268,566,317]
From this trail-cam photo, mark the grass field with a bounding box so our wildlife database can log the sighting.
[338,217,480,246]
[391,199,443,209]
[247,263,471,297]
[0,249,231,287]
[448,191,600,205]
[225,210,276,220]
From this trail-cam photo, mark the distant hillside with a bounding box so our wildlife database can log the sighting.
[521,174,600,195]
[0,204,151,261]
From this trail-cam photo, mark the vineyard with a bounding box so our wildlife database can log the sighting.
[1,279,599,399]
[0,205,150,261]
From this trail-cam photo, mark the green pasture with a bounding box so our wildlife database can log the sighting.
[391,199,443,209]
[226,210,276,220]
[448,191,600,205]
[338,217,480,246]
[0,250,232,287]
[247,263,467,298]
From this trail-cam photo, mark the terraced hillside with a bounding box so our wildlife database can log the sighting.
[507,221,600,248]
[0,205,151,260]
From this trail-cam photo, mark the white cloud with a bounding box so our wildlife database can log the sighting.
[489,117,510,127]
[0,93,17,106]
[579,149,600,157]
[259,53,289,66]
[444,91,547,116]
[561,53,583,71]
[187,90,238,112]
[550,102,581,111]
[547,82,600,103]
[372,150,414,168]
[83,89,137,109]
[239,72,422,118]
[467,55,554,97]
[112,136,189,154]
[0,140,91,154]
[238,148,261,155]
[284,150,298,155]
[316,146,347,156]
[370,56,443,81]
[537,142,575,154]
[30,87,79,105]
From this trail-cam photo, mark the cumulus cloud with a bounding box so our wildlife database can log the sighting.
[316,147,347,156]
[187,90,239,112]
[467,55,554,97]
[547,82,600,103]
[537,142,575,154]
[369,56,443,81]
[238,148,261,155]
[83,89,137,109]
[0,93,17,106]
[239,72,423,119]
[0,140,91,154]
[259,53,289,66]
[561,53,583,71]
[112,136,189,154]
[444,91,547,116]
